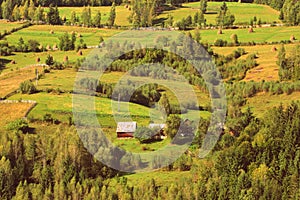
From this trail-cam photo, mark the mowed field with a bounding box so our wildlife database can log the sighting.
[0,20,27,34]
[5,25,121,47]
[0,66,43,98]
[1,49,92,73]
[0,102,34,127]
[194,26,300,44]
[159,2,280,25]
[213,43,299,81]
[245,92,300,118]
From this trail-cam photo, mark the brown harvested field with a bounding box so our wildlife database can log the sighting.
[213,43,299,82]
[0,66,42,98]
[0,102,33,126]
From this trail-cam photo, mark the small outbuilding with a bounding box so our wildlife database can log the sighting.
[116,122,137,138]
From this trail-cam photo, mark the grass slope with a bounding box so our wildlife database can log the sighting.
[159,2,280,26]
[213,43,298,81]
[0,102,34,127]
[0,20,27,34]
[5,25,121,47]
[193,26,300,44]
[1,49,91,73]
[0,66,42,98]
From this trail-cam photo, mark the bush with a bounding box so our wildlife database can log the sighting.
[134,127,160,143]
[19,81,37,94]
[214,39,227,47]
[6,119,29,133]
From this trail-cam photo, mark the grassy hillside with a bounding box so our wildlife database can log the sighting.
[0,102,34,127]
[1,49,92,73]
[0,66,43,98]
[193,26,300,44]
[0,20,27,34]
[5,25,121,47]
[213,43,298,81]
[159,2,280,26]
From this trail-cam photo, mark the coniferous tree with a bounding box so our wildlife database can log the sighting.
[70,11,77,25]
[108,2,116,26]
[81,6,92,27]
[28,0,36,20]
[93,10,101,27]
[47,5,61,25]
[21,0,29,20]
[12,5,21,21]
[200,0,208,14]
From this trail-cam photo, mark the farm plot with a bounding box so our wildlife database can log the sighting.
[5,25,121,47]
[0,20,27,35]
[194,26,300,45]
[0,102,34,127]
[213,43,298,82]
[158,2,280,26]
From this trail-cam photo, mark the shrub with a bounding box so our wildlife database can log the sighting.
[19,81,37,94]
[6,119,29,133]
[214,39,227,47]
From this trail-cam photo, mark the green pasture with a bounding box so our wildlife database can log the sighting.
[5,25,121,47]
[159,2,280,26]
[244,92,300,118]
[193,26,300,44]
[1,49,91,74]
[213,43,299,82]
[0,20,26,34]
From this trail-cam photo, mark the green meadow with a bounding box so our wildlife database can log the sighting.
[5,25,121,47]
[159,2,280,25]
[194,26,300,44]
[0,20,26,34]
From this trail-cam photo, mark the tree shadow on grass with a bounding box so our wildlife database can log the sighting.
[0,58,11,73]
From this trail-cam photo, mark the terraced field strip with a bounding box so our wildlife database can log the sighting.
[0,101,36,127]
[0,65,43,98]
[213,43,298,81]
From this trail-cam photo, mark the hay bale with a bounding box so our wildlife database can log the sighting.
[53,44,58,50]
[290,35,295,41]
[46,45,51,50]
[50,30,54,34]
[11,60,16,64]
[77,50,83,56]
[271,46,277,52]
[39,44,43,50]
[248,27,254,33]
[217,28,223,34]
[77,33,82,38]
[64,56,69,62]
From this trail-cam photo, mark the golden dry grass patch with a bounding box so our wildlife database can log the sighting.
[0,102,33,126]
[0,66,42,98]
[213,44,299,82]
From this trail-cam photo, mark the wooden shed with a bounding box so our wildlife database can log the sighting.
[116,122,137,138]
